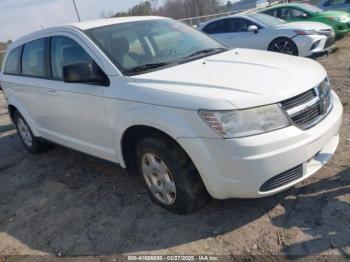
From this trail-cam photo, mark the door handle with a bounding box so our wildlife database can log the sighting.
[48,89,59,96]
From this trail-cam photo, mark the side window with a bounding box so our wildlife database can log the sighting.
[22,38,47,77]
[203,20,226,34]
[4,46,22,75]
[263,9,278,17]
[51,36,93,80]
[292,9,309,18]
[274,8,292,19]
[226,18,256,33]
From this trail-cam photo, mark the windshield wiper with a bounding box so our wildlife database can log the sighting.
[181,48,227,60]
[123,62,171,75]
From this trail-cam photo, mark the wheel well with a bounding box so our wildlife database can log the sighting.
[121,126,179,174]
[7,105,18,121]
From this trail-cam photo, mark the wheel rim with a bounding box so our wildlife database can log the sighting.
[17,118,33,147]
[141,153,176,205]
[271,40,295,55]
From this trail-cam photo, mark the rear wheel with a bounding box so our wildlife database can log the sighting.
[268,37,298,56]
[136,134,209,214]
[14,112,48,153]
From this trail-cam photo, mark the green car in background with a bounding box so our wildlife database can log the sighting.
[260,3,350,37]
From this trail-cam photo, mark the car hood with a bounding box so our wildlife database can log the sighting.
[130,49,326,110]
[321,10,350,19]
[273,21,332,30]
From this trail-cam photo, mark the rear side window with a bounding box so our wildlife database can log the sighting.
[22,38,47,77]
[4,46,22,75]
[50,36,93,80]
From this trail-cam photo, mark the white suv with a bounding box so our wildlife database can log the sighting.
[0,16,343,213]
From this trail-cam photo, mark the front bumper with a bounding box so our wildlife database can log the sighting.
[178,91,343,199]
[293,35,335,57]
[334,22,350,36]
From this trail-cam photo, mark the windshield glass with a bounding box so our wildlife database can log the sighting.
[86,18,226,75]
[248,13,285,27]
[298,3,324,13]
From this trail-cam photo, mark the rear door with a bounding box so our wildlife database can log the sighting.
[201,20,229,46]
[49,35,114,161]
[21,38,71,139]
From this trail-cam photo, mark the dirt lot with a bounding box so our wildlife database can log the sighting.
[0,36,349,259]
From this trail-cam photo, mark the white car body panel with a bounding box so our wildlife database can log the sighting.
[198,14,335,57]
[0,17,343,199]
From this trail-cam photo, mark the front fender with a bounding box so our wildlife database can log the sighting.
[110,104,218,167]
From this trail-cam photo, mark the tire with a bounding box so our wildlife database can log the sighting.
[14,111,48,153]
[136,134,209,214]
[268,37,299,56]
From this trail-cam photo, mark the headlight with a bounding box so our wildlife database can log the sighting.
[199,104,290,138]
[327,16,348,22]
[336,16,348,22]
[295,30,320,35]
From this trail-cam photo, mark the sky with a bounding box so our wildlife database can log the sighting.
[0,0,163,42]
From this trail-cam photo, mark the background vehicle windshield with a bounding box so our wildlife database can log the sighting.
[0,51,5,71]
[86,18,225,75]
[248,13,285,27]
[299,3,324,13]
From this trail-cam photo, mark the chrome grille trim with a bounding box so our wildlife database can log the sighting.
[280,80,333,130]
[286,96,320,116]
[281,88,316,110]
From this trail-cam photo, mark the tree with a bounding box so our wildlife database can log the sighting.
[112,0,223,20]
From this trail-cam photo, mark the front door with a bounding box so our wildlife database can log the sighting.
[49,35,115,161]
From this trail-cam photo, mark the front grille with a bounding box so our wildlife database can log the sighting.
[291,102,321,127]
[281,89,316,110]
[281,80,333,129]
[325,37,335,49]
[260,165,303,192]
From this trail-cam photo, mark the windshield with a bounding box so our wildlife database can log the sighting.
[298,3,324,13]
[86,18,226,75]
[248,13,285,27]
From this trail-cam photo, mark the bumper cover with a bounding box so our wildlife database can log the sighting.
[178,91,343,199]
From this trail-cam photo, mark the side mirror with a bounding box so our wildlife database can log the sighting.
[63,62,109,86]
[248,25,259,33]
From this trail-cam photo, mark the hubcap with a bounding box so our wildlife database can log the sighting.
[17,118,32,147]
[272,40,294,55]
[141,153,176,205]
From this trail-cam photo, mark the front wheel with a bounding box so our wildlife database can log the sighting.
[268,37,299,56]
[136,135,209,214]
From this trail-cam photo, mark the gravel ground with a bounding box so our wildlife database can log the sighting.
[0,36,349,259]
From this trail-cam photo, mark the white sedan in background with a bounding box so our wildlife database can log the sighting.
[197,13,335,57]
